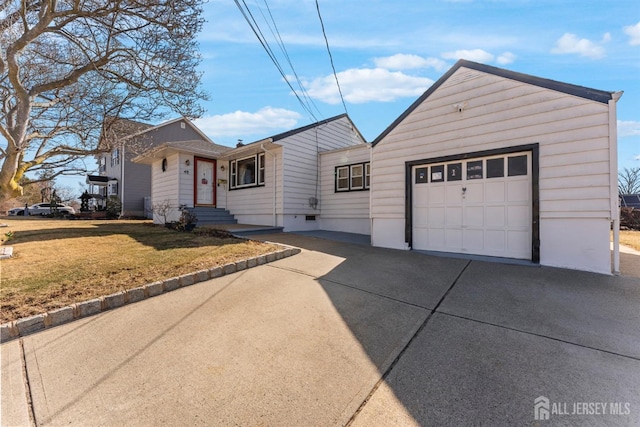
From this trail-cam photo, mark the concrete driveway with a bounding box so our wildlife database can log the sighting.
[2,233,639,426]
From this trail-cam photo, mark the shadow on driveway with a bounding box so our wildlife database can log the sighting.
[259,232,640,425]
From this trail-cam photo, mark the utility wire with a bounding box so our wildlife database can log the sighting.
[234,0,320,122]
[256,0,324,121]
[315,0,349,115]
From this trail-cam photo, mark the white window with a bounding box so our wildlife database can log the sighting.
[350,164,364,190]
[230,153,266,189]
[365,163,371,189]
[335,162,370,192]
[111,149,119,167]
[336,166,349,191]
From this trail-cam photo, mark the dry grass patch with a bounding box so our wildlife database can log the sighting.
[0,219,280,323]
[618,230,640,251]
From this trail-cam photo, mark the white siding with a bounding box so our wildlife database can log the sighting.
[225,147,283,226]
[281,116,364,218]
[319,144,371,234]
[372,66,614,274]
[178,153,194,207]
[150,154,181,224]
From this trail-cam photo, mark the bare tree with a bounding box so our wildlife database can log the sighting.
[0,0,206,203]
[619,167,640,195]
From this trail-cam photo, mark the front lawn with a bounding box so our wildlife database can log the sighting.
[616,230,640,252]
[0,219,279,323]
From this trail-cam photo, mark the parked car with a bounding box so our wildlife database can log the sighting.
[8,203,75,216]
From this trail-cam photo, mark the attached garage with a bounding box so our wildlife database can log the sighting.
[371,60,622,275]
[411,149,534,260]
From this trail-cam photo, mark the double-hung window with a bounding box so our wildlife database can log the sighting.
[230,153,265,189]
[335,162,370,192]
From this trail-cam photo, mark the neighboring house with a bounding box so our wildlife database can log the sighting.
[89,117,215,217]
[370,59,622,275]
[134,114,369,233]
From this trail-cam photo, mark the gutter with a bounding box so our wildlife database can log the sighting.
[609,91,623,275]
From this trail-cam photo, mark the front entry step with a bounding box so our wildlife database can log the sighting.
[187,207,237,225]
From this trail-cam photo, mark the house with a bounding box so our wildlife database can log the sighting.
[131,139,232,224]
[89,117,215,217]
[133,114,370,233]
[370,59,622,275]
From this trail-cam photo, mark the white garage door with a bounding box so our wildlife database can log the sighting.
[412,152,532,260]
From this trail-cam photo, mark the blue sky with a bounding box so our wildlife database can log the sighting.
[191,0,639,168]
[56,0,638,192]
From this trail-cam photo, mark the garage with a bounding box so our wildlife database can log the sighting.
[411,150,533,260]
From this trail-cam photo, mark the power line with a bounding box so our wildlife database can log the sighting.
[256,0,324,120]
[234,0,321,123]
[315,0,348,115]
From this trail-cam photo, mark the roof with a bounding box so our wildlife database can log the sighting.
[221,114,365,158]
[372,59,618,146]
[132,140,233,164]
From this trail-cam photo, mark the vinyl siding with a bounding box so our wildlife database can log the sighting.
[372,67,612,221]
[225,147,283,226]
[281,116,365,216]
[150,153,181,223]
[319,144,371,220]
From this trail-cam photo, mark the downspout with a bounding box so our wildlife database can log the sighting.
[261,142,277,227]
[609,91,623,275]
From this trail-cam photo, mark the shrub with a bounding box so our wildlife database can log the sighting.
[620,207,640,230]
[106,196,122,219]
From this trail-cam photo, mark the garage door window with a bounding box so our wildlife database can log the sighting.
[431,165,444,182]
[486,158,504,178]
[447,163,462,181]
[467,160,483,180]
[508,155,528,176]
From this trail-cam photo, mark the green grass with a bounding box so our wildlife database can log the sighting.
[0,219,279,322]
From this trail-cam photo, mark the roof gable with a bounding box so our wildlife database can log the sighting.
[372,59,615,146]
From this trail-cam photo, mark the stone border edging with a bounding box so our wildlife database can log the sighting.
[0,245,301,343]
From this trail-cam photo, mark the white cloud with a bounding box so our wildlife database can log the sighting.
[618,120,640,137]
[624,21,640,46]
[634,155,640,161]
[441,49,495,63]
[193,107,301,138]
[374,54,449,71]
[550,33,606,59]
[303,68,434,104]
[496,52,516,65]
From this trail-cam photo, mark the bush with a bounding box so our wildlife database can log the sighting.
[106,196,122,219]
[620,207,640,230]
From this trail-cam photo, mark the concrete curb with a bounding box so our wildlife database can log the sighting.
[0,245,301,343]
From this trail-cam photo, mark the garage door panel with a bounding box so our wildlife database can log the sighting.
[465,183,484,203]
[414,207,429,226]
[445,185,462,204]
[414,186,429,206]
[507,205,530,228]
[429,229,445,248]
[445,207,462,227]
[507,230,530,258]
[445,229,462,249]
[465,206,484,227]
[485,230,506,252]
[507,180,530,202]
[463,229,484,251]
[429,186,445,204]
[428,207,445,226]
[485,206,506,227]
[486,181,505,203]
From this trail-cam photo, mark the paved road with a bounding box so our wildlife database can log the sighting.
[2,233,639,426]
